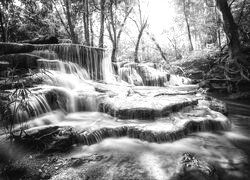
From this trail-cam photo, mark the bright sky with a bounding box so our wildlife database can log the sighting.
[148,0,176,40]
[147,0,176,35]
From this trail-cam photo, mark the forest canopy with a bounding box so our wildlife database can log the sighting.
[0,0,249,63]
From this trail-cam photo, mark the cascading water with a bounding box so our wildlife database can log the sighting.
[16,43,230,141]
[33,44,104,80]
[3,43,248,180]
[7,43,232,148]
[117,62,192,86]
[8,91,51,125]
[37,59,90,80]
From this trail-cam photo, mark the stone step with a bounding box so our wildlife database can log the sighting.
[99,94,199,119]
[19,105,230,152]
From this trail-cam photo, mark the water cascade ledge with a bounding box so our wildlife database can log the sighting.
[0,43,231,153]
[33,44,105,80]
[20,109,230,151]
[99,94,199,119]
[117,62,192,86]
[4,82,227,127]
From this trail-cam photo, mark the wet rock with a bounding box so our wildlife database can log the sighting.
[99,94,199,119]
[0,43,35,55]
[67,158,86,167]
[0,75,43,90]
[20,107,230,148]
[174,153,218,180]
[44,89,71,112]
[66,155,108,168]
[0,53,40,76]
[19,126,80,152]
[199,96,227,115]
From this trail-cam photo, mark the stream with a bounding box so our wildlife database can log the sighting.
[1,45,250,180]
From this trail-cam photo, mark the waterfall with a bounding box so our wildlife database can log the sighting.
[118,64,144,86]
[32,44,191,86]
[4,43,230,148]
[33,44,104,80]
[37,59,90,80]
[9,92,51,125]
[102,53,117,83]
[116,62,192,87]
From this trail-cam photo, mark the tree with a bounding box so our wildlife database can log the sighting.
[0,0,7,42]
[183,0,193,51]
[98,0,106,48]
[106,0,133,62]
[230,0,250,45]
[215,0,241,60]
[64,0,78,43]
[132,0,148,63]
[82,0,90,45]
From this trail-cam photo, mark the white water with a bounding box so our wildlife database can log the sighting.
[33,44,105,80]
[9,91,51,125]
[3,45,249,180]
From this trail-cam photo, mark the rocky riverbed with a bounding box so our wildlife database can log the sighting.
[0,43,249,180]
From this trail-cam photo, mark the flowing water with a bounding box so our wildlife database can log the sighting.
[4,45,250,179]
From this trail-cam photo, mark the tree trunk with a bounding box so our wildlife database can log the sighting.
[0,0,6,42]
[98,0,105,48]
[215,0,241,59]
[52,0,71,38]
[134,22,147,63]
[0,6,5,42]
[107,2,132,63]
[83,0,90,45]
[65,0,78,43]
[183,0,194,51]
[147,32,168,62]
[90,13,94,46]
[111,42,117,63]
[108,2,117,63]
[217,29,221,49]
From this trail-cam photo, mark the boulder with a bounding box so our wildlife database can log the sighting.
[19,126,79,152]
[174,153,217,180]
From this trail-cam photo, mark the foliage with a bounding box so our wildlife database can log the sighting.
[0,67,49,139]
[0,0,59,42]
[0,0,249,71]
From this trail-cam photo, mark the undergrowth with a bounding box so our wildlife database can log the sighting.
[0,66,50,140]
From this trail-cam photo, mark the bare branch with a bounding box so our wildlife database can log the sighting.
[129,17,140,32]
[117,7,133,42]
